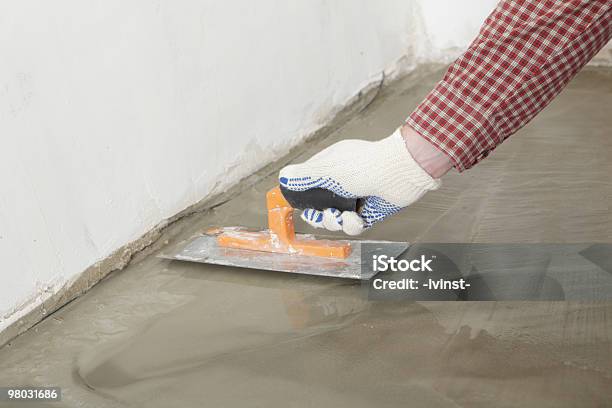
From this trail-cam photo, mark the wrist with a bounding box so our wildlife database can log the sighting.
[400,124,453,178]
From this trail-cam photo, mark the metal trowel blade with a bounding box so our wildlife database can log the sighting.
[159,234,408,280]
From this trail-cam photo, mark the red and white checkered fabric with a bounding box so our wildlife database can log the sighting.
[407,0,611,172]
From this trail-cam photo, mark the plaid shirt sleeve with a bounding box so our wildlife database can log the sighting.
[406,0,612,172]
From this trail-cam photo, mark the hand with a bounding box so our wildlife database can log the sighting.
[279,128,441,235]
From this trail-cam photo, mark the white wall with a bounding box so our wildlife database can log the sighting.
[0,0,425,332]
[416,0,498,61]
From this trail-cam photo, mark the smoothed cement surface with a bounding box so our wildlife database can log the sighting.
[1,67,611,408]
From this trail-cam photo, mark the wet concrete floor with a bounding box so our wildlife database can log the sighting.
[1,67,611,407]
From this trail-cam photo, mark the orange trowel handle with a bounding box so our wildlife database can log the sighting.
[268,185,362,244]
[266,186,296,244]
[266,186,351,259]
[219,186,351,259]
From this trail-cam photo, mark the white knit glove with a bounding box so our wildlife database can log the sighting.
[279,128,441,235]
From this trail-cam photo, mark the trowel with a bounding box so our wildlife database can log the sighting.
[160,186,408,279]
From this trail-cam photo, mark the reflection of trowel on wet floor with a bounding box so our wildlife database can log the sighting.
[160,186,408,279]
